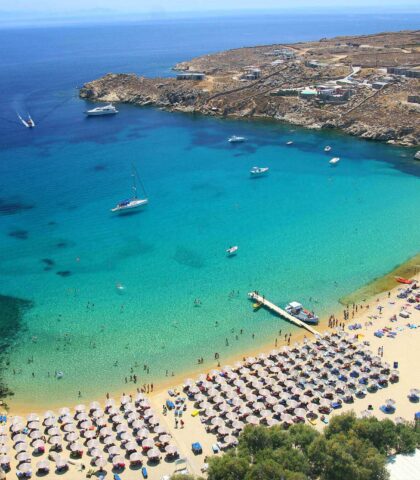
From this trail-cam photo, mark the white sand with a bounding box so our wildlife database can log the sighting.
[1,277,419,479]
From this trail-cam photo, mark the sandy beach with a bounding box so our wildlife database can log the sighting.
[1,275,419,480]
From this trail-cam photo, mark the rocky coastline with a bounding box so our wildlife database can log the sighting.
[80,30,420,147]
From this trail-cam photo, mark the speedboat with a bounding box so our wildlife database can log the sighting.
[226,246,238,256]
[86,104,118,116]
[18,113,35,128]
[285,301,319,325]
[286,141,293,145]
[228,135,245,143]
[250,166,269,177]
[324,146,332,152]
[329,157,340,165]
[111,164,148,213]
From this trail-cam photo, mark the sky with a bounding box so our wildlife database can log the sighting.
[1,0,418,27]
[2,0,419,14]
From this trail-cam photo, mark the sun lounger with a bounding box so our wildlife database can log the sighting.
[141,466,148,478]
[166,400,175,410]
[191,409,199,417]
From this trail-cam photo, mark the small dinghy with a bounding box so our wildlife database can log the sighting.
[329,157,340,166]
[226,246,238,256]
[324,146,332,152]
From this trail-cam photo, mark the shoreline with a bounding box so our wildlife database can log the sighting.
[80,30,420,148]
[5,252,419,416]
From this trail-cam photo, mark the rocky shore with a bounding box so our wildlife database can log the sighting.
[80,30,420,146]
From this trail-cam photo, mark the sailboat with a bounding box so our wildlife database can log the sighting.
[111,164,148,213]
[18,113,35,128]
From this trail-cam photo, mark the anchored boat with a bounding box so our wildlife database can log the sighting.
[111,164,148,214]
[285,301,319,325]
[329,157,340,166]
[86,104,118,116]
[324,146,332,152]
[228,135,245,143]
[250,166,269,177]
[226,246,238,256]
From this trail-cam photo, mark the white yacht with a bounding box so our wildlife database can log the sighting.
[111,164,148,213]
[228,135,245,143]
[329,157,340,166]
[324,146,332,152]
[86,104,118,116]
[226,246,238,256]
[250,166,269,177]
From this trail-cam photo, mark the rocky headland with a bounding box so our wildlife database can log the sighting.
[80,30,420,146]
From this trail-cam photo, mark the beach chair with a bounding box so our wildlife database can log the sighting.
[192,442,202,454]
[191,409,199,417]
[141,466,148,478]
[212,443,220,453]
[166,400,175,410]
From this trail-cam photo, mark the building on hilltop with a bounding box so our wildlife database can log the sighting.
[176,72,205,81]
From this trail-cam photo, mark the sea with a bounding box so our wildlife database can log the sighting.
[1,12,420,409]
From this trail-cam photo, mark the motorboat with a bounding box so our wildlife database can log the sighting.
[250,166,269,177]
[111,164,148,213]
[285,301,319,325]
[286,141,293,145]
[324,146,332,152]
[18,113,35,128]
[329,157,340,165]
[226,246,238,256]
[228,136,245,143]
[86,104,118,116]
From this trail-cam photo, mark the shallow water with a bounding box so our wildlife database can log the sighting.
[1,15,420,408]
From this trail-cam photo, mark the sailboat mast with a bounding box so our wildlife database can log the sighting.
[131,165,138,199]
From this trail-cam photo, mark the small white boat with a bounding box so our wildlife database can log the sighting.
[111,164,148,213]
[226,246,238,256]
[250,166,269,177]
[324,146,332,152]
[86,104,118,116]
[18,113,35,128]
[329,157,340,166]
[228,135,245,143]
[286,141,293,145]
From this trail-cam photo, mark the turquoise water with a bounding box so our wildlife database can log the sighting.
[1,107,420,407]
[1,15,420,408]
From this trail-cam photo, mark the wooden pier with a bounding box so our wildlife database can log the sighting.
[248,291,319,336]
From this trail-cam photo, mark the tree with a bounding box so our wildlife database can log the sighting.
[288,423,320,455]
[207,452,250,480]
[239,425,273,456]
[325,412,357,438]
[245,460,307,480]
[352,418,397,455]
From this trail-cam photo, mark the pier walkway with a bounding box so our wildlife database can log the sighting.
[248,291,320,335]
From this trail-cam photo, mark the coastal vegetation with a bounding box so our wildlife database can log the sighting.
[174,413,419,480]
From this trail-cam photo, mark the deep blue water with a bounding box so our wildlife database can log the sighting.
[0,14,419,408]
